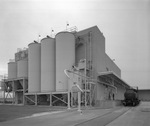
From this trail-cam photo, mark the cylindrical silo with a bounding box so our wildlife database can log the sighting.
[56,32,75,91]
[17,59,28,78]
[8,62,17,79]
[28,43,41,93]
[41,37,55,92]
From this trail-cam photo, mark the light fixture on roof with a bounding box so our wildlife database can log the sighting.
[66,21,69,30]
[51,28,54,37]
[36,34,41,43]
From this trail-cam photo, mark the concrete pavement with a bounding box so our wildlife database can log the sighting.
[75,107,130,126]
[106,102,150,126]
[0,107,120,126]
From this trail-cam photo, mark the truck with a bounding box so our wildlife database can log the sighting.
[123,87,140,106]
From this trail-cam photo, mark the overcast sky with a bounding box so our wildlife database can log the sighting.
[0,0,149,89]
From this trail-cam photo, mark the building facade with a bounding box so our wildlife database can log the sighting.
[1,26,130,108]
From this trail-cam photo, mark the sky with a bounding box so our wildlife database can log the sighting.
[0,0,149,89]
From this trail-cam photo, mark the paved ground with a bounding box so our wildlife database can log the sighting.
[0,104,122,126]
[0,104,66,122]
[1,102,149,126]
[106,102,150,126]
[76,107,130,126]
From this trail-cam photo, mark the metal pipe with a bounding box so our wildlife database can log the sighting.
[78,92,81,112]
[64,69,117,93]
[68,91,71,109]
[35,94,37,106]
[23,79,25,105]
[12,81,15,104]
[50,93,52,106]
[89,31,92,106]
[84,37,87,107]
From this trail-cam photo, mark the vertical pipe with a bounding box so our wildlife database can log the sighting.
[3,82,5,103]
[90,83,91,106]
[12,81,15,104]
[50,93,52,106]
[71,91,73,107]
[68,91,71,109]
[89,32,92,77]
[23,79,25,105]
[84,40,87,107]
[78,91,81,111]
[89,32,92,106]
[35,94,37,106]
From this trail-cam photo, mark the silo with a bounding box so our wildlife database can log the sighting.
[41,37,55,92]
[8,62,17,79]
[56,32,75,91]
[28,43,41,93]
[17,59,28,78]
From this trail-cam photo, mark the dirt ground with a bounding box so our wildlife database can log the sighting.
[0,104,66,122]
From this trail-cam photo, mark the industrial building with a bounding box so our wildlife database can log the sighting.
[138,89,150,101]
[0,26,131,108]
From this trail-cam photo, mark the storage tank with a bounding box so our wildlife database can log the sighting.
[17,59,28,78]
[28,42,41,93]
[56,32,75,91]
[41,37,55,92]
[8,61,17,79]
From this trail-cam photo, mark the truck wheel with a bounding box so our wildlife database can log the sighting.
[124,103,126,106]
[132,102,135,106]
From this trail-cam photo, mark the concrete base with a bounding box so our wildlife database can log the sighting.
[95,100,122,108]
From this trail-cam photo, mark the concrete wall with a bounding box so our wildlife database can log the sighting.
[75,26,106,102]
[92,28,106,73]
[114,84,125,100]
[96,84,106,101]
[75,26,105,70]
[105,53,121,77]
[75,26,123,105]
[138,90,150,101]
